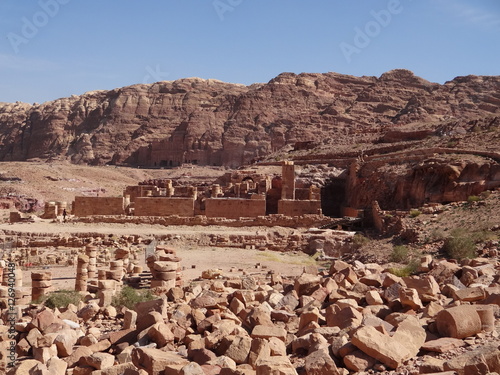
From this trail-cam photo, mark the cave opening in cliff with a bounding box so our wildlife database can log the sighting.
[321,178,346,218]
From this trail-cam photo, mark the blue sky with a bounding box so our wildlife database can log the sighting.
[0,0,499,104]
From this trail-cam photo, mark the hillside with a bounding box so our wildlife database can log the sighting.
[0,70,499,167]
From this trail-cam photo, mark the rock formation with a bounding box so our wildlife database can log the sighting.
[5,254,500,374]
[0,70,499,167]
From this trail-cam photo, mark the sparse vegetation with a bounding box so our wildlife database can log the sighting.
[352,233,370,249]
[389,245,409,263]
[111,286,154,310]
[257,251,317,266]
[388,261,419,277]
[480,190,491,200]
[467,195,481,203]
[442,228,476,260]
[37,289,82,309]
[471,229,497,242]
[409,209,421,218]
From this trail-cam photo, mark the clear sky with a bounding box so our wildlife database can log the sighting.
[1,0,499,104]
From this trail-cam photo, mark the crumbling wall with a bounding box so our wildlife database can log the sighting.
[72,197,125,217]
[134,197,195,217]
[278,199,321,216]
[205,197,266,219]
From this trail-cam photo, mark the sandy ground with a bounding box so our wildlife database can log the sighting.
[0,221,315,291]
[21,246,314,291]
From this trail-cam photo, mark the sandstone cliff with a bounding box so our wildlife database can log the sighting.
[0,70,499,167]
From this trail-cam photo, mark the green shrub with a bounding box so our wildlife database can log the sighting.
[443,230,476,260]
[471,230,497,242]
[409,209,421,218]
[352,234,370,249]
[390,245,409,263]
[38,290,82,309]
[388,260,419,277]
[480,190,491,200]
[467,195,481,203]
[112,286,154,310]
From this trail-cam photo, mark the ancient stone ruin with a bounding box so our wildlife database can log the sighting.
[69,161,322,220]
[2,249,500,374]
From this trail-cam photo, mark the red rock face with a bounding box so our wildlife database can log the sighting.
[0,70,498,166]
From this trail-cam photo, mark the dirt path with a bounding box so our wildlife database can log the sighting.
[0,220,296,238]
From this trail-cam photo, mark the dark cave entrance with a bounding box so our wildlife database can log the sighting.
[321,178,346,218]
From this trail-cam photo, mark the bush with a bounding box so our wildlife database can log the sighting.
[388,259,419,277]
[39,290,82,309]
[112,286,154,310]
[352,234,370,249]
[471,230,497,242]
[467,195,481,203]
[480,190,491,200]
[390,245,409,263]
[443,230,476,260]
[409,209,421,218]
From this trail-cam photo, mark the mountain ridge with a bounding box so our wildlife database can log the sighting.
[0,69,499,167]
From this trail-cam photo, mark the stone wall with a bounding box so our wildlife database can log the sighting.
[73,197,125,217]
[205,197,266,219]
[277,199,321,216]
[134,197,195,217]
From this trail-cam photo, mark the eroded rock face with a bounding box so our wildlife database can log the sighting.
[1,70,499,166]
[347,156,500,210]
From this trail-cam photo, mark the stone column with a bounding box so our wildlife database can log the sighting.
[31,271,52,302]
[75,254,89,292]
[43,202,58,219]
[188,186,197,200]
[86,245,98,279]
[147,246,182,290]
[115,248,131,275]
[281,161,296,200]
[97,279,116,307]
[107,260,124,285]
[211,184,222,198]
[166,180,175,197]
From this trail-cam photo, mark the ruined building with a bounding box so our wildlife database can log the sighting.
[71,162,322,219]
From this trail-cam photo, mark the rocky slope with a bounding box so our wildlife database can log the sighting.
[1,70,499,167]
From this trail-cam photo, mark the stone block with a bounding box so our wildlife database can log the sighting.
[132,347,189,375]
[344,349,378,372]
[82,352,115,370]
[31,272,52,281]
[351,316,425,369]
[255,356,298,375]
[399,288,424,310]
[325,305,362,330]
[153,261,179,272]
[453,287,486,302]
[223,335,252,364]
[304,348,342,375]
[294,273,321,296]
[251,325,287,342]
[421,337,466,353]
